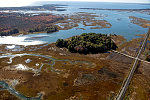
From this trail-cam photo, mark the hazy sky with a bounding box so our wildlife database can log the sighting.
[0,0,150,7]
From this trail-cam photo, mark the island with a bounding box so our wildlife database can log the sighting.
[56,33,118,54]
[0,2,150,100]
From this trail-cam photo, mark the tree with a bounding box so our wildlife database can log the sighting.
[56,33,118,54]
[12,29,19,34]
[28,29,34,33]
[146,55,150,62]
[0,29,19,36]
[56,39,67,48]
[46,26,58,33]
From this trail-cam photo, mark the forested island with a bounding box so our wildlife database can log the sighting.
[0,2,150,100]
[0,25,58,36]
[28,25,58,33]
[56,33,117,54]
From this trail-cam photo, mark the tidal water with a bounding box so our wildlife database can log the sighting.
[0,2,150,46]
[0,2,150,99]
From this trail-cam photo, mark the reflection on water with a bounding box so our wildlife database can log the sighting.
[0,36,45,46]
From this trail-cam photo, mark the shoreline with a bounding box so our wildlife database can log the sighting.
[0,2,150,99]
[0,33,149,99]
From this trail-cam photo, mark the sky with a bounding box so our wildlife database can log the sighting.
[0,0,149,7]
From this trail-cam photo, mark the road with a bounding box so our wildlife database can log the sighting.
[116,28,150,100]
[112,50,150,64]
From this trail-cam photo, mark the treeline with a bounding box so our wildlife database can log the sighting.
[0,29,19,36]
[28,25,58,33]
[56,33,118,54]
[0,13,63,32]
[46,26,58,33]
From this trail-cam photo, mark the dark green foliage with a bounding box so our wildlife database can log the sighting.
[0,29,19,36]
[56,39,67,48]
[0,32,6,36]
[45,26,58,33]
[28,25,58,33]
[146,55,150,62]
[28,29,34,33]
[56,33,118,54]
[28,27,44,33]
[10,29,19,34]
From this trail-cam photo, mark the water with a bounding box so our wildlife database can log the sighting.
[0,2,150,99]
[0,53,93,100]
[0,81,42,100]
[0,2,149,46]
